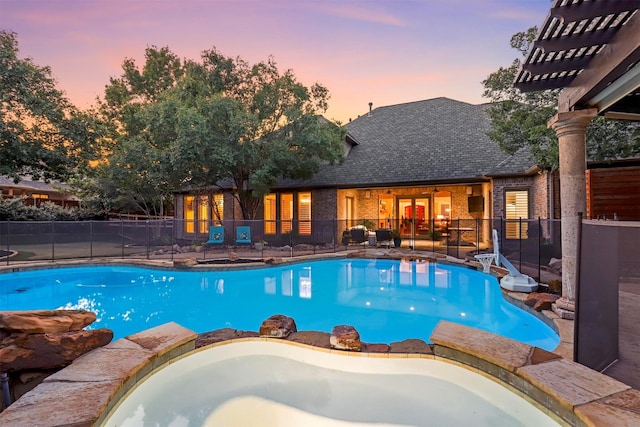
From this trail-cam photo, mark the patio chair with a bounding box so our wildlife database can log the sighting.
[349,227,367,246]
[375,229,393,248]
[206,225,225,246]
[235,226,252,246]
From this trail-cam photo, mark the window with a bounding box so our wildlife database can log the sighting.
[505,190,529,239]
[264,194,276,235]
[32,193,49,199]
[298,192,311,235]
[184,196,195,234]
[264,192,311,236]
[184,193,224,235]
[197,195,208,234]
[281,193,293,234]
[211,194,224,224]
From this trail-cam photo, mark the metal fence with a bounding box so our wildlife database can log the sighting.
[0,218,562,281]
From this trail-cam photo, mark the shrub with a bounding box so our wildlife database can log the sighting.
[0,197,106,221]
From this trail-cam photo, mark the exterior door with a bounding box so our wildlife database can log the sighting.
[397,198,429,238]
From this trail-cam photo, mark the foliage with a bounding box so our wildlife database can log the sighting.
[482,28,640,170]
[391,229,401,239]
[91,46,345,219]
[0,197,106,221]
[359,219,376,230]
[0,31,104,182]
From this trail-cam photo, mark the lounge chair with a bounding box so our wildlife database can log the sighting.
[206,226,224,246]
[375,229,392,248]
[235,226,252,246]
[349,227,367,246]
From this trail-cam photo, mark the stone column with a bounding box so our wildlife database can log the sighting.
[548,109,597,318]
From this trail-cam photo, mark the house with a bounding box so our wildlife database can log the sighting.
[0,176,79,208]
[174,97,555,244]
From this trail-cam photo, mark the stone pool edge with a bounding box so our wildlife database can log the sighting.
[1,320,638,426]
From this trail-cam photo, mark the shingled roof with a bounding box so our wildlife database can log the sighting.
[276,97,535,189]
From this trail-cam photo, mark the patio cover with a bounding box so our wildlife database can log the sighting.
[514,0,640,118]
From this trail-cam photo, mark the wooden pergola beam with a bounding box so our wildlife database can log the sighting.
[558,11,640,113]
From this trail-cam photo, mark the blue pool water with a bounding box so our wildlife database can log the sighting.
[0,259,559,350]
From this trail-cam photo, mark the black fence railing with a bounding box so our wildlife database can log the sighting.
[0,218,562,282]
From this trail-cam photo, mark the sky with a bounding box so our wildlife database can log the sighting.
[0,0,550,124]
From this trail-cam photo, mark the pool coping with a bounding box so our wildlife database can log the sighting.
[0,320,638,426]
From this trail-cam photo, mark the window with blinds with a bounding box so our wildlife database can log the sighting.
[184,193,224,235]
[184,196,195,234]
[505,190,529,239]
[298,192,312,235]
[264,194,276,235]
[197,195,209,233]
[211,194,224,224]
[281,193,293,234]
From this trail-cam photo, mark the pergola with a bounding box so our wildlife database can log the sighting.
[514,0,640,314]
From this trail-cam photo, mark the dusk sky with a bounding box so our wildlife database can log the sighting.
[1,0,550,123]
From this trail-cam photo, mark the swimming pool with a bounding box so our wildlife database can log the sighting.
[0,258,559,350]
[103,340,560,426]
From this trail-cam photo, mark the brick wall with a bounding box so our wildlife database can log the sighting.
[492,176,541,219]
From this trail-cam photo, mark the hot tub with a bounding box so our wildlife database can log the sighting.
[103,340,559,426]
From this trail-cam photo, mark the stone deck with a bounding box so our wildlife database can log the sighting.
[1,320,639,426]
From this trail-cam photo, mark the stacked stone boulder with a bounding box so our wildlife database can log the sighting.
[0,310,113,411]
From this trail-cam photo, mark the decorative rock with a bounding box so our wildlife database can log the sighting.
[173,258,196,268]
[0,310,96,334]
[524,292,561,311]
[287,331,331,349]
[196,328,243,348]
[363,343,390,353]
[330,325,361,351]
[229,251,239,262]
[259,315,297,338]
[0,329,114,372]
[389,338,433,354]
[265,257,284,265]
[548,258,562,273]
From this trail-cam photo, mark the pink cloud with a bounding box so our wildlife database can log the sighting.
[305,2,405,27]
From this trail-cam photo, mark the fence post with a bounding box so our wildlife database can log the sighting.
[146,220,150,260]
[518,217,523,271]
[474,217,478,254]
[121,220,125,259]
[90,220,94,260]
[455,217,460,259]
[538,217,542,282]
[5,221,10,266]
[171,218,176,262]
[51,221,55,262]
[333,219,336,253]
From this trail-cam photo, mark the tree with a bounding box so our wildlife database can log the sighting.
[0,31,102,182]
[94,46,345,218]
[482,28,640,169]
